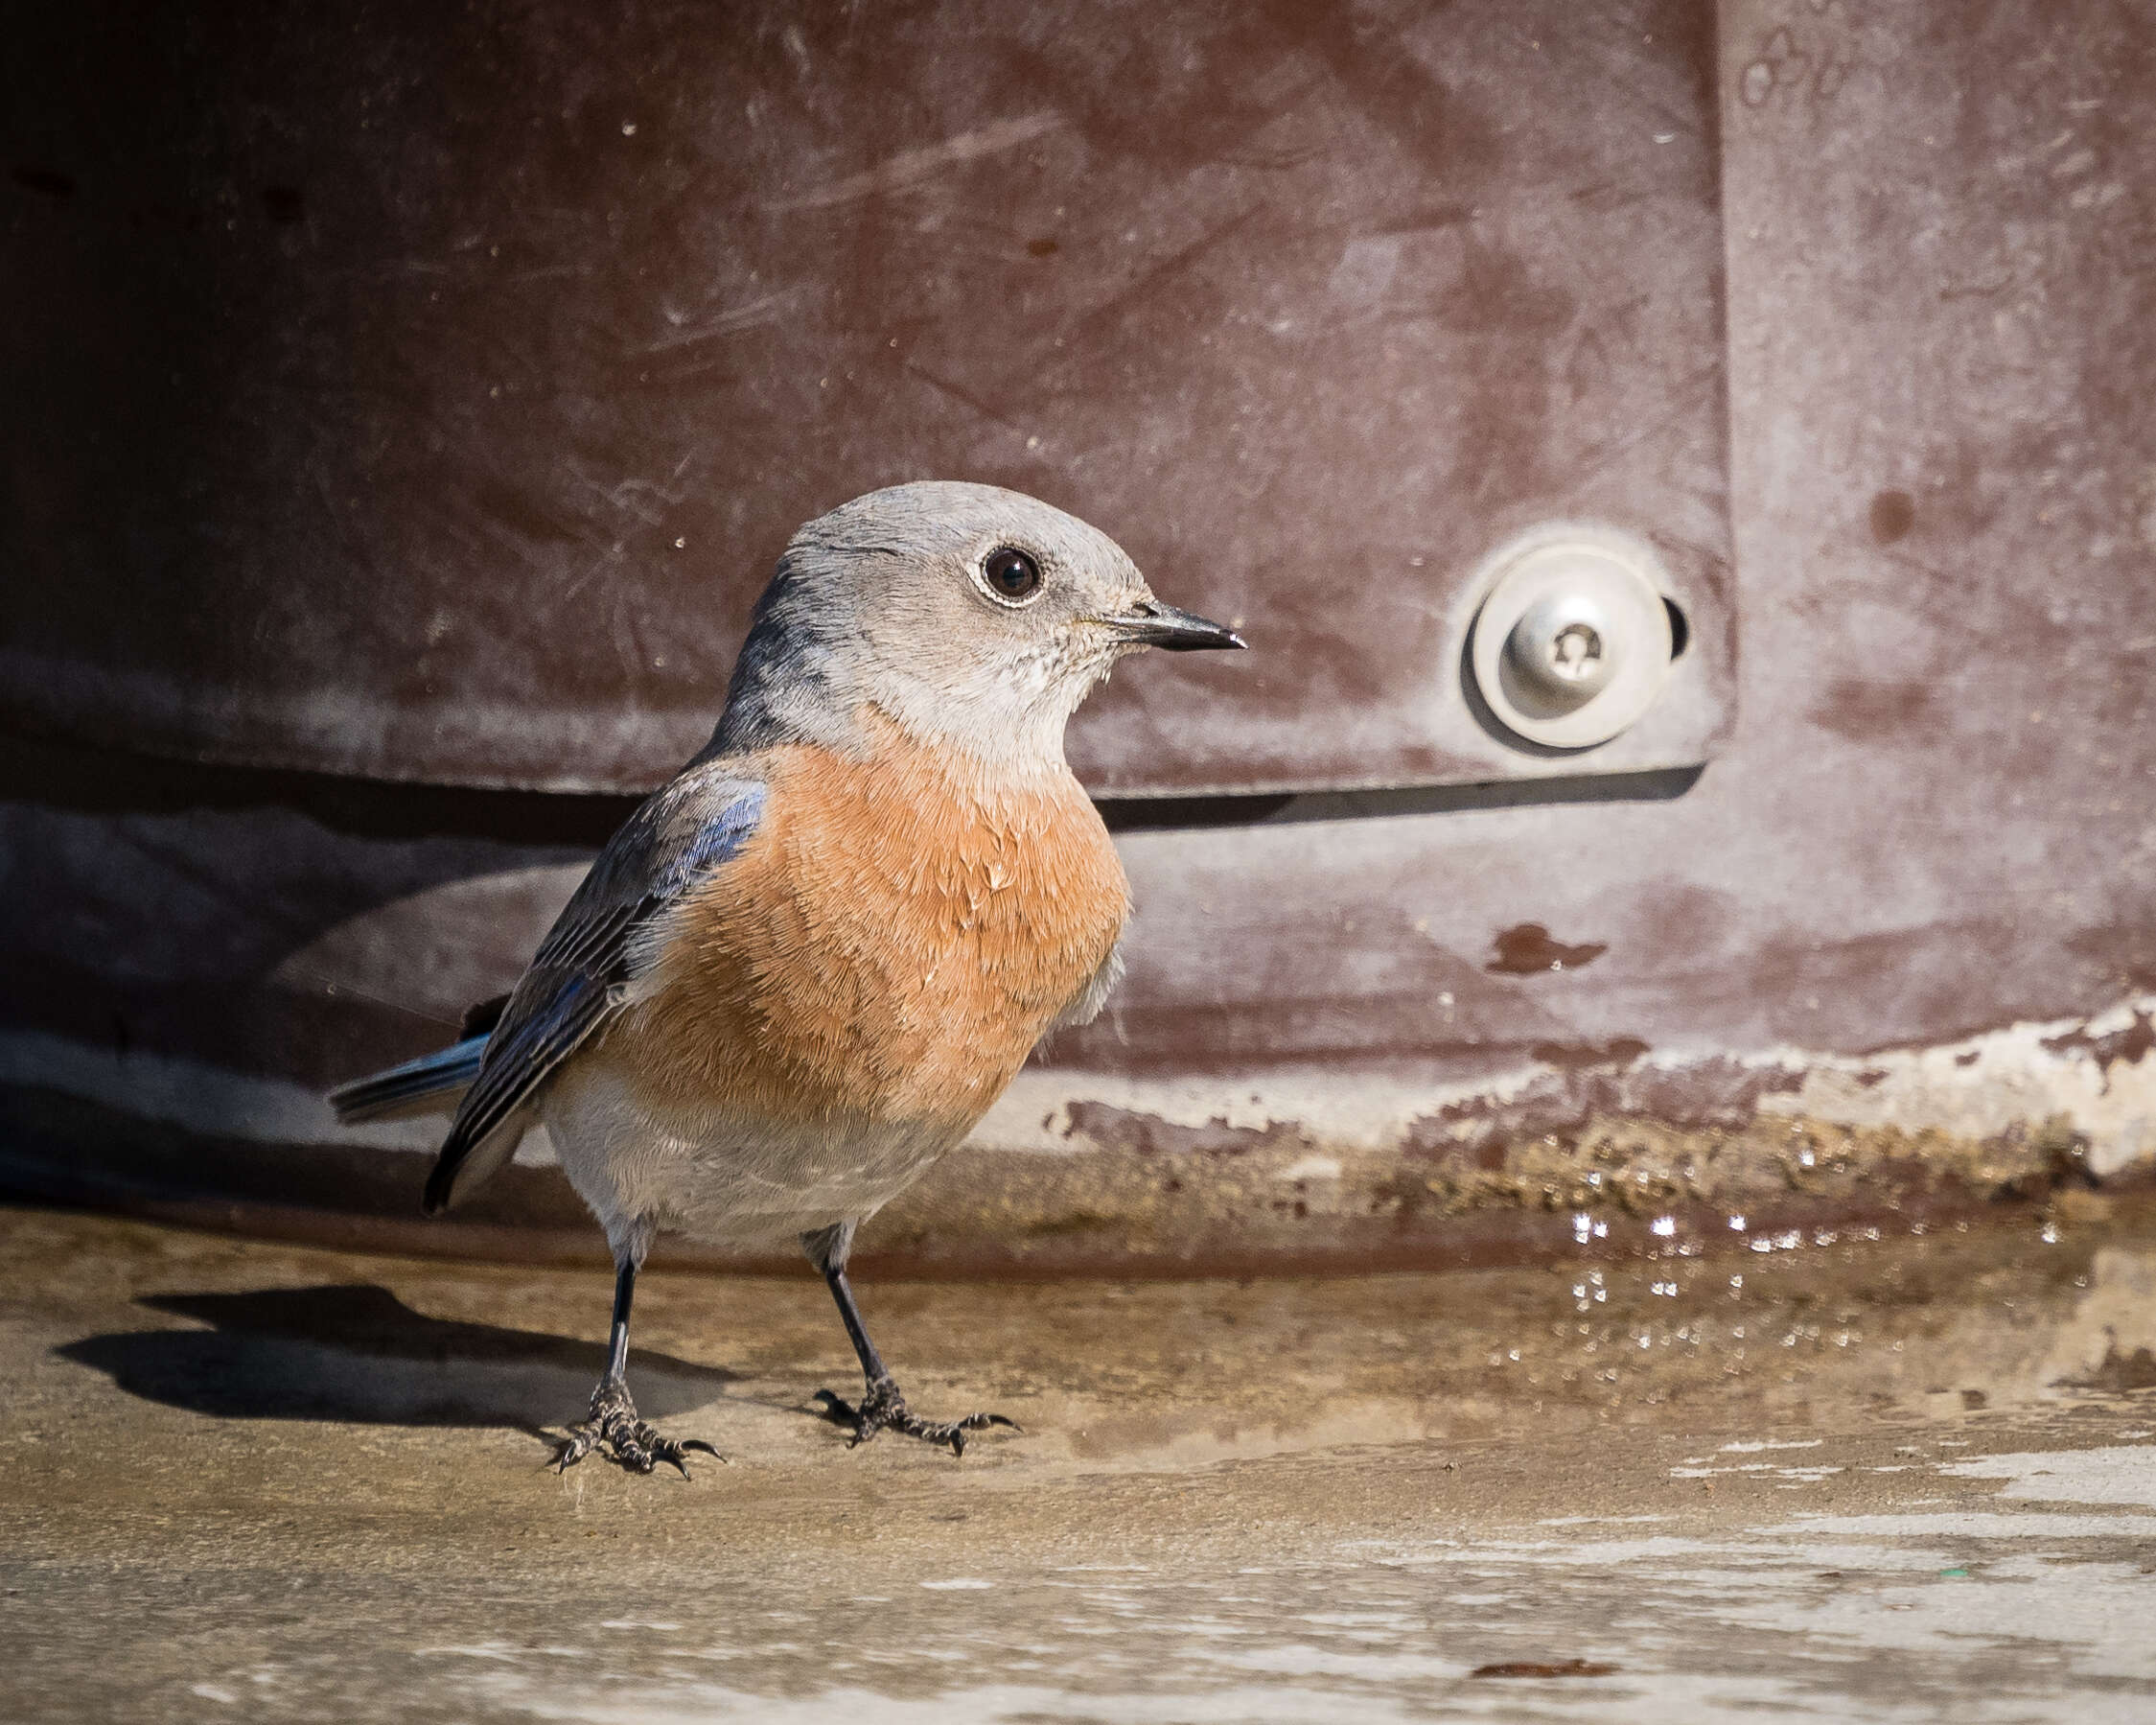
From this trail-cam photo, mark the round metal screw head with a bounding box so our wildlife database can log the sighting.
[1466,523,1679,749]
[1504,590,1620,709]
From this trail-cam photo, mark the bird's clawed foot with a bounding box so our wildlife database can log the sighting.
[814,1376,1018,1457]
[554,1377,724,1477]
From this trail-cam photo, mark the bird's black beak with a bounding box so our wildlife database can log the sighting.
[1101,599,1247,652]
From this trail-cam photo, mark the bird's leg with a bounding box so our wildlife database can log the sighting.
[554,1253,723,1477]
[803,1224,1018,1457]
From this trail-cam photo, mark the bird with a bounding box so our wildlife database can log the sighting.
[329,480,1243,1474]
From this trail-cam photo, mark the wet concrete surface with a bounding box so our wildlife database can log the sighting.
[8,1200,2156,1720]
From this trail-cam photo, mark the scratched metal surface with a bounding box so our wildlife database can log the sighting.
[4,0,2156,1257]
[0,0,1731,795]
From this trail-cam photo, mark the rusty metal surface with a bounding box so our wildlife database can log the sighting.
[0,0,1731,794]
[4,0,2156,1268]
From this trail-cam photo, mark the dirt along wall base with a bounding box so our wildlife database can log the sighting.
[7,992,2152,1279]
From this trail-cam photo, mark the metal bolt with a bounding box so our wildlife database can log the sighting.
[1466,524,1679,750]
[1504,590,1620,709]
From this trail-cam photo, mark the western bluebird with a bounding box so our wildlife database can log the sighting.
[331,481,1242,1473]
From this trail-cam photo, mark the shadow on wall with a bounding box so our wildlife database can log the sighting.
[58,1285,736,1434]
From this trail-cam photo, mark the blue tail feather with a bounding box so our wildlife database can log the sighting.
[328,1036,488,1124]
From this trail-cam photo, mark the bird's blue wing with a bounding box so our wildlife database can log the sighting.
[424,767,768,1213]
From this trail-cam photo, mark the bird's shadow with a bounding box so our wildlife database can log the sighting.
[58,1285,739,1441]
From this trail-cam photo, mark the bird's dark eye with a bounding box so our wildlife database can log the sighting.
[981,546,1042,602]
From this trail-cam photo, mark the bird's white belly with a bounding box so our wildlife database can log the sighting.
[542,1054,962,1252]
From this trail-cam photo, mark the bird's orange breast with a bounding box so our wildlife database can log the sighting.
[618,727,1129,1134]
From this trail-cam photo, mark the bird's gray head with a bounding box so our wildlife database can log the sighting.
[708,481,1242,772]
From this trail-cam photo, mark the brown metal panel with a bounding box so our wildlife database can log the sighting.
[12,0,2155,1272]
[1,1,1732,794]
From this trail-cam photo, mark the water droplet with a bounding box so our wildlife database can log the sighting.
[1741,60,1774,105]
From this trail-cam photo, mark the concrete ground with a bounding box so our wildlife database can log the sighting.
[7,1198,2156,1721]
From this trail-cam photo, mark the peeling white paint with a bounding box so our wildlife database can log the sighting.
[9,991,2156,1181]
[992,993,2156,1172]
[1752,996,2156,1174]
